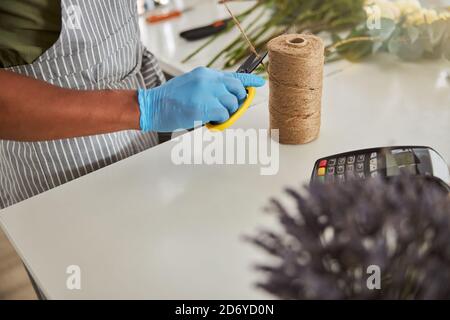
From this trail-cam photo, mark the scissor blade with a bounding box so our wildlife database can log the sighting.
[236,51,268,74]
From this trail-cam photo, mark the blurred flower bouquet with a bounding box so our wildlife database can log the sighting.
[331,0,450,62]
[184,0,450,68]
[247,175,450,299]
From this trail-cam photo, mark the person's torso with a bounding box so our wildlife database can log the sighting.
[0,0,165,209]
[0,0,62,68]
[6,0,158,90]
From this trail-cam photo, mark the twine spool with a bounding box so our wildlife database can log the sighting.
[267,34,324,144]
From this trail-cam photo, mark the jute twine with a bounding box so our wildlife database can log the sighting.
[267,34,324,144]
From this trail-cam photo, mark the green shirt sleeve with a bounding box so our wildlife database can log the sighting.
[0,0,61,68]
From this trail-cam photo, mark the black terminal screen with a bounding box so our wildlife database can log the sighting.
[385,148,432,177]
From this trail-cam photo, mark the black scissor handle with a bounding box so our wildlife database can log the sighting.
[180,19,230,41]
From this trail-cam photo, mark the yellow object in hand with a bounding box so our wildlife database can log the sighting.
[206,87,256,131]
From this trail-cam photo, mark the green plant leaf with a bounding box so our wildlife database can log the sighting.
[407,26,420,43]
[388,31,425,61]
[337,40,373,62]
[184,0,449,68]
[427,19,448,46]
[443,35,450,60]
[368,18,397,41]
[331,32,342,43]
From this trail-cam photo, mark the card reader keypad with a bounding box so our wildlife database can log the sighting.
[315,152,378,183]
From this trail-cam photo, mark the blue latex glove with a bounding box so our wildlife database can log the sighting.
[138,67,265,132]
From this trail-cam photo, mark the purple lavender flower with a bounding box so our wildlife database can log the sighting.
[248,175,450,299]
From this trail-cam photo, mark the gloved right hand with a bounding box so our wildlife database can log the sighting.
[138,67,265,132]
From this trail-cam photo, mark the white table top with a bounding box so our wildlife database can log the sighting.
[1,0,449,299]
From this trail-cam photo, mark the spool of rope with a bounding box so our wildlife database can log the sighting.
[267,34,324,144]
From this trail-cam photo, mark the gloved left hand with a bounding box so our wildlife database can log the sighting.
[137,67,265,132]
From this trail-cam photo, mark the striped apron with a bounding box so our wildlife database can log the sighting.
[0,0,165,209]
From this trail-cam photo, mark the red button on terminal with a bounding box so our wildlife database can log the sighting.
[319,159,327,167]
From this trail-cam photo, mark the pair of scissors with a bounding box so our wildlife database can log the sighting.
[206,51,268,131]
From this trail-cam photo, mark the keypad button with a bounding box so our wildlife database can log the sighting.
[356,154,365,162]
[317,176,325,183]
[327,167,335,175]
[371,171,379,178]
[319,159,327,167]
[370,152,377,159]
[347,156,355,164]
[369,159,377,172]
[337,174,345,182]
[347,172,356,180]
[326,175,335,183]
[338,157,346,165]
[318,167,326,176]
[337,166,345,174]
[346,164,354,172]
[328,158,336,166]
[356,163,364,172]
[357,172,365,179]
